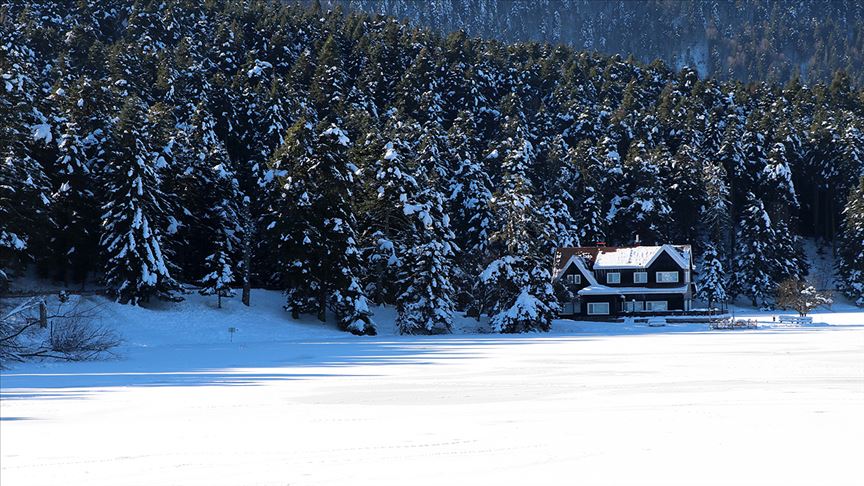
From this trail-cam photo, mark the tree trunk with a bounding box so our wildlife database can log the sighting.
[241,210,253,307]
[318,286,327,323]
[217,292,222,309]
[813,189,820,239]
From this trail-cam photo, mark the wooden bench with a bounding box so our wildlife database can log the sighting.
[778,315,813,326]
[709,318,757,330]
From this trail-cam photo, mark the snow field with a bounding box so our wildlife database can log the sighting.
[1,292,863,485]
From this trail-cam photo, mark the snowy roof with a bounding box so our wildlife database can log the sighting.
[593,244,690,269]
[578,285,691,296]
[553,244,691,281]
[553,254,599,286]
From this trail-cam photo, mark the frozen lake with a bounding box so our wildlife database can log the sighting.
[2,298,863,485]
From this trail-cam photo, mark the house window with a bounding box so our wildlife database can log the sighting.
[587,302,610,315]
[646,301,668,311]
[656,271,679,283]
[606,272,621,284]
[565,274,581,285]
[633,272,648,284]
[624,300,645,312]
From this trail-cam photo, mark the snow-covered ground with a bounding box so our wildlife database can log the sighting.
[2,291,863,485]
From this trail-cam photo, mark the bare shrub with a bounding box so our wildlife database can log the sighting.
[775,278,834,317]
[1,294,121,367]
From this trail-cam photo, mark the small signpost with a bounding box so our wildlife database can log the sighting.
[228,327,237,342]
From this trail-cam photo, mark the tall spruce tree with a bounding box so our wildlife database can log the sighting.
[837,177,864,306]
[730,193,776,307]
[696,243,727,310]
[396,181,456,335]
[270,120,375,335]
[482,118,557,333]
[100,97,180,304]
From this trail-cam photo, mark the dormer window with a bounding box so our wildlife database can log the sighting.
[565,274,581,285]
[656,271,679,283]
[606,272,621,284]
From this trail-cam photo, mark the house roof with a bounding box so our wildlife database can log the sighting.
[554,244,691,274]
[594,244,690,269]
[553,253,600,286]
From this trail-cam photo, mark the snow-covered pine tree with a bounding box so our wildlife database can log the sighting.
[396,180,456,335]
[837,176,864,306]
[310,34,348,120]
[395,46,442,124]
[667,139,705,244]
[572,139,609,245]
[0,28,53,285]
[761,141,808,283]
[699,158,731,258]
[360,118,421,305]
[535,135,579,251]
[608,140,672,245]
[199,236,235,309]
[482,118,557,333]
[319,125,376,335]
[47,76,106,283]
[696,243,727,310]
[730,193,776,307]
[187,106,242,309]
[100,97,180,305]
[264,119,320,317]
[270,119,375,335]
[447,112,494,313]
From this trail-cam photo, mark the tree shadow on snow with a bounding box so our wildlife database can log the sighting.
[0,335,580,398]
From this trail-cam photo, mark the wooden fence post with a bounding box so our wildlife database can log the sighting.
[39,300,48,329]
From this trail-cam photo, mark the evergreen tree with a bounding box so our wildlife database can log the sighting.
[448,113,494,313]
[696,243,727,310]
[0,26,53,284]
[571,140,608,245]
[396,182,456,335]
[270,120,375,335]
[837,177,864,306]
[608,141,672,244]
[360,118,421,305]
[100,97,180,305]
[730,193,776,307]
[47,77,105,283]
[482,120,557,333]
[199,237,235,309]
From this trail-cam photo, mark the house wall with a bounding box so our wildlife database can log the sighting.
[593,251,690,289]
[562,293,687,317]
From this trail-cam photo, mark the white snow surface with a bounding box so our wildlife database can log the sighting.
[2,290,863,486]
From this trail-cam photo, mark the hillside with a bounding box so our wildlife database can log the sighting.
[2,0,863,336]
[327,0,864,86]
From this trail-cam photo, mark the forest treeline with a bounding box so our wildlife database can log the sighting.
[327,0,864,86]
[1,0,863,335]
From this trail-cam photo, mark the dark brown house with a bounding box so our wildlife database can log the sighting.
[552,244,694,317]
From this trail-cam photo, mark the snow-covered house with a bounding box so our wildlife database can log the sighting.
[552,244,694,317]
